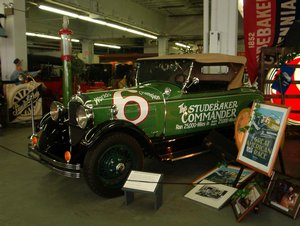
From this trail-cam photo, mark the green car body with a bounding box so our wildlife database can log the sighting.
[84,84,258,137]
[28,53,263,197]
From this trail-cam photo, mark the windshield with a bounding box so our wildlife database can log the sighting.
[137,59,192,86]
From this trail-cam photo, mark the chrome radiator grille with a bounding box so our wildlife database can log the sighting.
[68,98,86,146]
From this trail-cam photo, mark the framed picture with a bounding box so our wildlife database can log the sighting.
[234,108,251,151]
[185,179,237,209]
[231,180,265,222]
[193,165,255,187]
[264,172,300,219]
[236,102,290,177]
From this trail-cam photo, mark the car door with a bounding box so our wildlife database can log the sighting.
[164,88,251,137]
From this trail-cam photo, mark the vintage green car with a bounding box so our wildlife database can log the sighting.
[28,53,263,197]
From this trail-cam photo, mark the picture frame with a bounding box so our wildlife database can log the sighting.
[234,108,251,151]
[185,179,237,209]
[236,102,290,177]
[231,180,265,222]
[193,165,255,187]
[264,172,300,219]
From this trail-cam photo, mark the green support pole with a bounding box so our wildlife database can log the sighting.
[63,60,72,107]
[60,16,73,107]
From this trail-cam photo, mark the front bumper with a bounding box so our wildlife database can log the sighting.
[28,144,81,178]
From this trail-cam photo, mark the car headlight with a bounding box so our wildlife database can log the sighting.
[50,101,65,121]
[76,105,93,129]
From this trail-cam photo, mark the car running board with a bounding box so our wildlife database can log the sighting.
[159,146,211,161]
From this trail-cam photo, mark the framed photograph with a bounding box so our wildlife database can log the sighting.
[236,102,290,177]
[264,172,300,219]
[185,179,237,209]
[231,180,265,222]
[193,165,255,187]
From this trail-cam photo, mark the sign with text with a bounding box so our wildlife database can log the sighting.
[237,102,290,176]
[123,171,162,192]
[244,0,300,83]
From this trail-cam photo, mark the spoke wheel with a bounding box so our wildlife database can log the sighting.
[8,83,42,120]
[83,132,144,198]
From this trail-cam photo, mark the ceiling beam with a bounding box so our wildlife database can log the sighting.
[40,0,166,34]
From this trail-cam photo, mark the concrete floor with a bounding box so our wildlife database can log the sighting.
[0,125,299,226]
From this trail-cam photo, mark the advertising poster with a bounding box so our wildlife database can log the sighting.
[243,0,300,83]
[237,102,290,176]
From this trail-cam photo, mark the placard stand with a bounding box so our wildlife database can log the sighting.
[122,170,163,210]
[232,165,245,188]
[277,147,286,175]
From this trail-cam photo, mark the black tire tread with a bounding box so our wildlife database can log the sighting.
[83,132,143,198]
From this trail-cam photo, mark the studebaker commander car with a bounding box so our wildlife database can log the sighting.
[28,53,263,197]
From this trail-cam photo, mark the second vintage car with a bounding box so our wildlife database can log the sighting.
[28,53,263,197]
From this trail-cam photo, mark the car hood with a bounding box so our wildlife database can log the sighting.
[80,82,182,107]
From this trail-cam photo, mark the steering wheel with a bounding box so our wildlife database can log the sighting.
[18,74,36,84]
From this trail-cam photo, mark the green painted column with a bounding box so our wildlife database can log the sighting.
[62,60,72,106]
[59,16,73,107]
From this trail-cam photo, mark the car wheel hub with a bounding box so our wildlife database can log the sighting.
[97,145,133,180]
[116,163,125,172]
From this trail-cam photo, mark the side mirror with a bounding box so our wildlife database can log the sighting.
[186,77,199,89]
[192,77,199,84]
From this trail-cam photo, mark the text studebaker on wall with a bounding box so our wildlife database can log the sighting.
[28,53,263,197]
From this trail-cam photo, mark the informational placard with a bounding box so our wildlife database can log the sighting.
[237,102,290,177]
[123,170,162,193]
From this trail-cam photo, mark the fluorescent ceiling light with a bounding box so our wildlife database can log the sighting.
[39,4,158,39]
[79,15,107,25]
[175,42,191,49]
[39,5,78,18]
[26,32,80,42]
[26,32,60,40]
[94,43,121,49]
[26,32,120,48]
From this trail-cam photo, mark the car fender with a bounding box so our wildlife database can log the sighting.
[37,112,70,153]
[82,120,153,154]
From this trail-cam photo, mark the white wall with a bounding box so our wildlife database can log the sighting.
[0,0,27,81]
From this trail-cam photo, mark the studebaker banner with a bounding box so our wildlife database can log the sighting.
[244,0,300,83]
